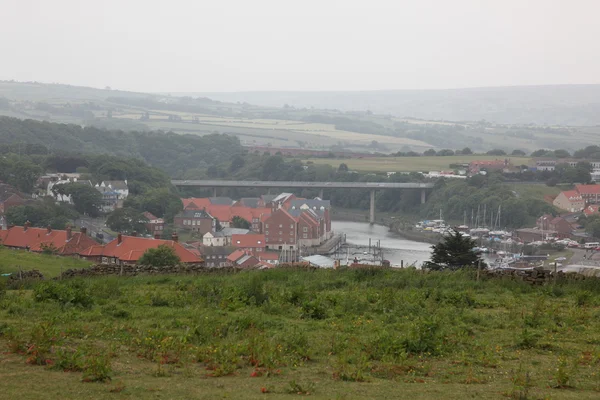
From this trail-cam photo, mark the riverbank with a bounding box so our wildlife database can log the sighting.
[332,208,441,245]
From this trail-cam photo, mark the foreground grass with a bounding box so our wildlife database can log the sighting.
[302,155,531,173]
[0,247,92,278]
[2,268,600,399]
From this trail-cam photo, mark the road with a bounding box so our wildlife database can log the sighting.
[76,217,114,244]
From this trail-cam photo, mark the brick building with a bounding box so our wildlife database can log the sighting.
[553,190,585,212]
[575,184,600,204]
[143,212,165,237]
[173,209,215,234]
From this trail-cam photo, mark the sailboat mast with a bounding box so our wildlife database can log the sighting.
[483,204,487,228]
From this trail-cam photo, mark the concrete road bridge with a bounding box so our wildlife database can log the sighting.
[172,180,434,224]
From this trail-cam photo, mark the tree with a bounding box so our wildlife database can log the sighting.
[423,149,437,156]
[53,183,102,217]
[338,163,349,172]
[511,149,527,156]
[138,244,181,267]
[124,188,182,222]
[553,149,570,158]
[531,149,550,157]
[428,230,484,270]
[231,216,251,229]
[461,147,473,155]
[436,149,455,156]
[106,208,148,234]
[486,149,506,156]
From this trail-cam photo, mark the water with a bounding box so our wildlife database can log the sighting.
[332,221,432,267]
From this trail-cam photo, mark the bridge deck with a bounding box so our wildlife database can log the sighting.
[171,180,434,189]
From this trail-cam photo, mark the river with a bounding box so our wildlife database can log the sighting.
[332,221,432,267]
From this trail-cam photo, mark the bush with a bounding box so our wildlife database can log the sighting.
[34,280,94,308]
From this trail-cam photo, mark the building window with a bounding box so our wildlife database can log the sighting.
[303,227,308,232]
[265,224,269,228]
[279,224,282,228]
[303,233,308,238]
[279,231,282,235]
[290,224,293,228]
[266,231,269,235]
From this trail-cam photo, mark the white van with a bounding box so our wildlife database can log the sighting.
[584,242,599,249]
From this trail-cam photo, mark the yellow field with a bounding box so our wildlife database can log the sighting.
[303,155,532,172]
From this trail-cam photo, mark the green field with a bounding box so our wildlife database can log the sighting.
[303,155,532,173]
[2,268,600,399]
[0,247,92,278]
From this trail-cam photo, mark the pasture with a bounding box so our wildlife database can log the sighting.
[303,155,532,173]
[2,268,600,399]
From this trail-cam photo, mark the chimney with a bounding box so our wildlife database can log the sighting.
[154,233,161,240]
[24,221,31,231]
[80,226,87,235]
[171,232,179,243]
[132,231,137,237]
[66,225,72,240]
[47,225,52,234]
[117,233,122,245]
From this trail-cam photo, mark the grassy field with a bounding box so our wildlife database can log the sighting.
[303,155,532,173]
[2,268,600,399]
[507,183,564,200]
[0,247,92,278]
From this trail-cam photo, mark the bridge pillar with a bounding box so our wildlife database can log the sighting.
[213,187,217,197]
[420,189,426,204]
[370,190,375,225]
[318,189,324,199]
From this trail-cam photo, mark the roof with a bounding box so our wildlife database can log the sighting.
[0,226,97,255]
[272,193,294,203]
[289,199,331,211]
[576,184,600,195]
[102,181,128,190]
[550,217,568,225]
[143,211,159,220]
[560,190,583,201]
[209,197,234,205]
[257,252,279,261]
[226,249,246,262]
[182,198,211,210]
[584,205,600,216]
[261,194,277,203]
[202,246,235,256]
[176,209,213,219]
[80,235,202,263]
[0,183,24,202]
[220,227,250,236]
[236,198,260,208]
[231,234,266,248]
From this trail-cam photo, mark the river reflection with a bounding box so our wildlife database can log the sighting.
[332,221,432,267]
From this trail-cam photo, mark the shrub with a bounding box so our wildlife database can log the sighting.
[34,280,94,308]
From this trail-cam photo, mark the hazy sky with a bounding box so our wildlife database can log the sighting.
[2,0,599,92]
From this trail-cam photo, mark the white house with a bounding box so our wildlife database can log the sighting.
[47,178,92,203]
[203,227,250,247]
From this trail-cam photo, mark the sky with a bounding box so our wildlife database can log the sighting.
[2,0,600,92]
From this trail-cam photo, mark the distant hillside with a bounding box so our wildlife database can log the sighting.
[190,85,600,126]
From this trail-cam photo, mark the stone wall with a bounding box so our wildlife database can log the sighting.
[57,263,258,279]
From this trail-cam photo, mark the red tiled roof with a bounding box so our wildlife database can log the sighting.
[80,235,202,263]
[576,184,600,195]
[182,198,212,210]
[226,249,246,262]
[143,211,158,220]
[584,205,600,216]
[231,234,266,249]
[561,190,583,201]
[257,252,279,261]
[0,226,97,255]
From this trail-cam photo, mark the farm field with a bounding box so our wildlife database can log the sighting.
[0,247,92,278]
[303,155,532,173]
[2,268,600,399]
